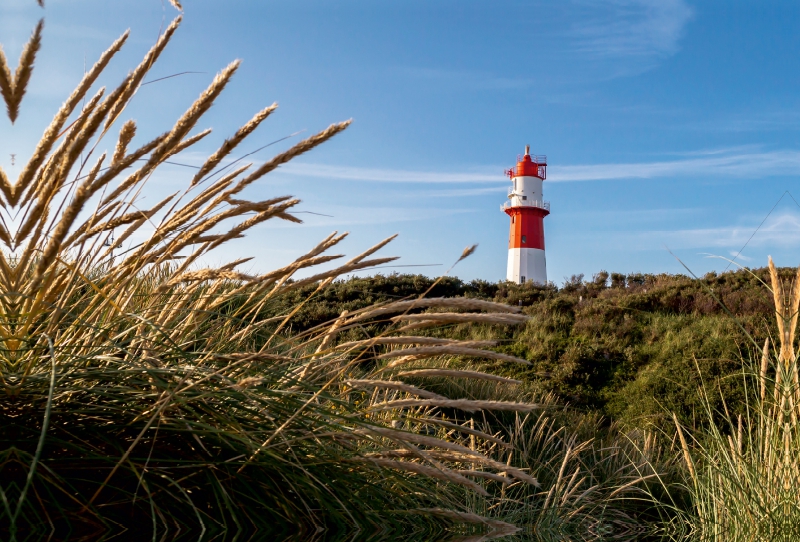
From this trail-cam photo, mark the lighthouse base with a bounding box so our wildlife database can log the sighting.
[507,248,547,285]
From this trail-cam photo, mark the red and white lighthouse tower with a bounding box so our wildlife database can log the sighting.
[502,146,549,285]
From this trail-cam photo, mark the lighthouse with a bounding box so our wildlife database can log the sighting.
[502,146,549,285]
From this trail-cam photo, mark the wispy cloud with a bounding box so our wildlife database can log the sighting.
[417,186,506,198]
[560,207,702,223]
[589,212,800,251]
[280,147,800,186]
[261,205,476,228]
[686,109,800,133]
[388,0,694,92]
[571,0,693,59]
[279,163,500,184]
[390,66,533,91]
[549,148,800,181]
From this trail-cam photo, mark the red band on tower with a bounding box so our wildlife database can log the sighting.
[505,207,547,250]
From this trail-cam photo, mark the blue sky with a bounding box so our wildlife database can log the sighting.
[3,0,800,283]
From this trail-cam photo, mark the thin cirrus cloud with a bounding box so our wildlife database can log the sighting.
[391,0,695,90]
[570,0,693,59]
[263,205,476,229]
[390,67,533,92]
[603,212,800,251]
[279,163,501,184]
[282,147,800,185]
[549,148,800,182]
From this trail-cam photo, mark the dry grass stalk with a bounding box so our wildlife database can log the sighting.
[761,337,770,402]
[392,313,529,325]
[367,449,538,486]
[190,103,277,187]
[337,337,498,350]
[78,196,175,243]
[231,376,263,390]
[225,120,352,198]
[104,17,182,130]
[398,369,522,385]
[673,413,696,482]
[345,379,446,400]
[458,244,478,262]
[15,31,129,204]
[458,470,511,484]
[370,398,541,413]
[417,508,519,534]
[407,418,511,448]
[356,426,489,459]
[344,233,397,265]
[363,458,488,496]
[345,297,523,325]
[379,345,530,366]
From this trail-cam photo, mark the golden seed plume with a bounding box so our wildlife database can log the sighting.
[112,120,137,164]
[458,244,478,261]
[190,103,278,187]
[769,256,794,365]
[673,413,696,482]
[15,30,129,205]
[0,167,11,206]
[104,17,182,130]
[0,20,43,123]
[226,120,351,197]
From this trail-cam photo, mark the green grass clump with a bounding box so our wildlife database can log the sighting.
[669,259,800,540]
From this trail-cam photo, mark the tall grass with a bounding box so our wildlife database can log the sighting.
[0,12,551,539]
[391,354,672,538]
[673,257,800,539]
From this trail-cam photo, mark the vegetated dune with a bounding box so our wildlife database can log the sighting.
[269,268,777,430]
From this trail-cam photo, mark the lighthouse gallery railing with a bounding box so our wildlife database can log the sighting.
[501,199,550,212]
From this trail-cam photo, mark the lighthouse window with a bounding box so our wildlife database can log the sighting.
[521,235,527,244]
[522,195,527,200]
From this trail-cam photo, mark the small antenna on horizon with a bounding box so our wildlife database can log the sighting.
[103,231,115,265]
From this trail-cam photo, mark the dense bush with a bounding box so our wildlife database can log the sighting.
[270,268,779,430]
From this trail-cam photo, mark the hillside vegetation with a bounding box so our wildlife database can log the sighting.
[269,267,777,430]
